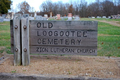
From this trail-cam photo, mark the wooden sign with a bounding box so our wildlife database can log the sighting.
[29,21,98,55]
[11,18,98,66]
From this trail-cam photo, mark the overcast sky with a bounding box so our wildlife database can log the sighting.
[11,0,96,12]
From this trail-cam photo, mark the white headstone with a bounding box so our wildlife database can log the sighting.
[92,17,95,18]
[61,17,64,20]
[68,17,72,20]
[29,17,34,20]
[43,17,47,20]
[36,15,47,20]
[6,14,10,19]
[44,14,48,18]
[102,16,106,18]
[67,13,72,21]
[74,16,80,21]
[2,14,6,18]
[0,17,4,22]
[36,15,42,20]
[23,14,29,18]
[97,16,101,18]
[108,16,111,19]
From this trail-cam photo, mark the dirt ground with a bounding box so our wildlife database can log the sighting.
[99,20,120,27]
[0,47,6,57]
[0,55,120,79]
[91,19,120,27]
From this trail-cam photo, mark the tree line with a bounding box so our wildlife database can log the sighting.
[1,0,120,18]
[40,0,120,17]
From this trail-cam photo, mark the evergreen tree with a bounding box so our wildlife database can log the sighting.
[0,0,12,14]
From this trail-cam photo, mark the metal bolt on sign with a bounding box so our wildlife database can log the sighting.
[24,48,27,52]
[14,25,18,29]
[15,48,18,52]
[23,25,27,29]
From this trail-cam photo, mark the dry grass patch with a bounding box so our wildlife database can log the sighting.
[98,34,119,36]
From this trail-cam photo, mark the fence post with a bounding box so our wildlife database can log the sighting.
[21,18,30,66]
[13,14,22,66]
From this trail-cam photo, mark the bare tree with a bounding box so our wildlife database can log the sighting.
[79,0,88,17]
[73,0,80,15]
[88,2,100,17]
[39,0,120,17]
[17,1,30,14]
[29,7,35,12]
[40,0,53,12]
[101,0,114,16]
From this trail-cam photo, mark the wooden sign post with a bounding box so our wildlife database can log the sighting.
[21,18,30,66]
[11,17,98,66]
[13,14,21,66]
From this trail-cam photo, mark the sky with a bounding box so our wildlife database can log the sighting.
[11,0,96,12]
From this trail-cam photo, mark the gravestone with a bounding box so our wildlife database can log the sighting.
[44,14,48,19]
[56,14,61,20]
[0,17,4,22]
[23,14,29,18]
[72,16,75,19]
[74,16,80,21]
[92,17,95,18]
[97,16,101,18]
[102,16,106,18]
[68,13,72,20]
[108,16,111,19]
[2,14,6,18]
[61,17,64,20]
[36,16,42,20]
[36,16,47,20]
[4,18,10,21]
[112,14,120,19]
[6,14,10,19]
[43,17,47,20]
[29,17,34,20]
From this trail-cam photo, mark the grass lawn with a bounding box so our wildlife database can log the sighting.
[97,21,120,57]
[0,18,120,57]
[0,22,11,56]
